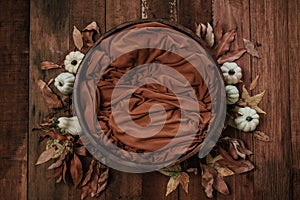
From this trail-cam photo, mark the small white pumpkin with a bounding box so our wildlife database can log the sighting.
[225,85,240,105]
[221,62,242,84]
[54,72,75,95]
[57,116,82,135]
[64,51,84,74]
[234,107,259,132]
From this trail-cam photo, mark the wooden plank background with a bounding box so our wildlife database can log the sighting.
[0,0,299,199]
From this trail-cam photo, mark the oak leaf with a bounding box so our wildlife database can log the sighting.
[243,38,260,58]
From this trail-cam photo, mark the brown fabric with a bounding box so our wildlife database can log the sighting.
[94,22,212,156]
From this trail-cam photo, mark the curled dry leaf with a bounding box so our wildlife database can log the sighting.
[179,172,190,194]
[250,75,260,90]
[48,148,69,169]
[201,163,215,198]
[40,61,61,70]
[70,154,83,187]
[83,21,100,33]
[37,80,63,109]
[215,29,236,58]
[36,147,56,165]
[254,131,270,142]
[214,175,230,195]
[81,21,100,52]
[73,26,83,50]
[205,23,214,47]
[217,49,246,64]
[243,38,260,58]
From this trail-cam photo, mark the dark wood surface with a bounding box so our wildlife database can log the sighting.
[0,0,299,199]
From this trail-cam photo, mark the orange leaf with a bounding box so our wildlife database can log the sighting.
[40,61,61,70]
[217,49,246,64]
[37,80,63,109]
[73,26,83,50]
[215,29,236,58]
[70,154,83,187]
[36,147,56,165]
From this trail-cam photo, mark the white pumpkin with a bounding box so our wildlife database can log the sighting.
[64,51,84,74]
[225,85,240,105]
[221,62,242,84]
[57,116,82,135]
[54,72,75,95]
[234,107,259,132]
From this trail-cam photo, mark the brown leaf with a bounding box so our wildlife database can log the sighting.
[179,172,189,194]
[217,49,246,64]
[166,176,180,196]
[73,26,83,50]
[214,21,223,44]
[214,164,235,177]
[48,149,69,169]
[213,175,230,195]
[62,161,67,183]
[81,185,92,200]
[215,29,236,58]
[243,38,260,58]
[96,168,109,195]
[82,160,95,186]
[70,154,83,187]
[37,80,63,109]
[36,147,56,165]
[75,146,88,156]
[254,131,270,142]
[239,85,266,114]
[40,61,61,70]
[83,21,100,33]
[250,75,260,90]
[40,130,67,141]
[201,164,215,198]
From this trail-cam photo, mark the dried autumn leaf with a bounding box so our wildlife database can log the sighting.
[250,75,260,90]
[82,21,100,51]
[238,85,266,114]
[217,49,246,64]
[37,80,63,109]
[201,164,215,198]
[73,26,83,50]
[96,168,109,194]
[40,61,61,70]
[214,164,235,177]
[83,21,100,33]
[166,175,180,196]
[215,29,236,58]
[158,164,181,177]
[48,149,69,169]
[243,38,260,58]
[179,172,189,194]
[254,131,270,142]
[214,21,223,44]
[213,175,230,195]
[36,147,56,165]
[231,140,253,159]
[81,185,92,200]
[70,154,83,187]
[82,160,95,186]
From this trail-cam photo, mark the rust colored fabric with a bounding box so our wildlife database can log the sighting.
[93,22,212,158]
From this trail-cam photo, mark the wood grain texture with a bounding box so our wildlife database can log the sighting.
[144,0,176,20]
[178,0,212,30]
[214,1,253,200]
[105,0,140,31]
[0,0,29,199]
[29,0,71,199]
[287,0,300,199]
[250,0,292,199]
